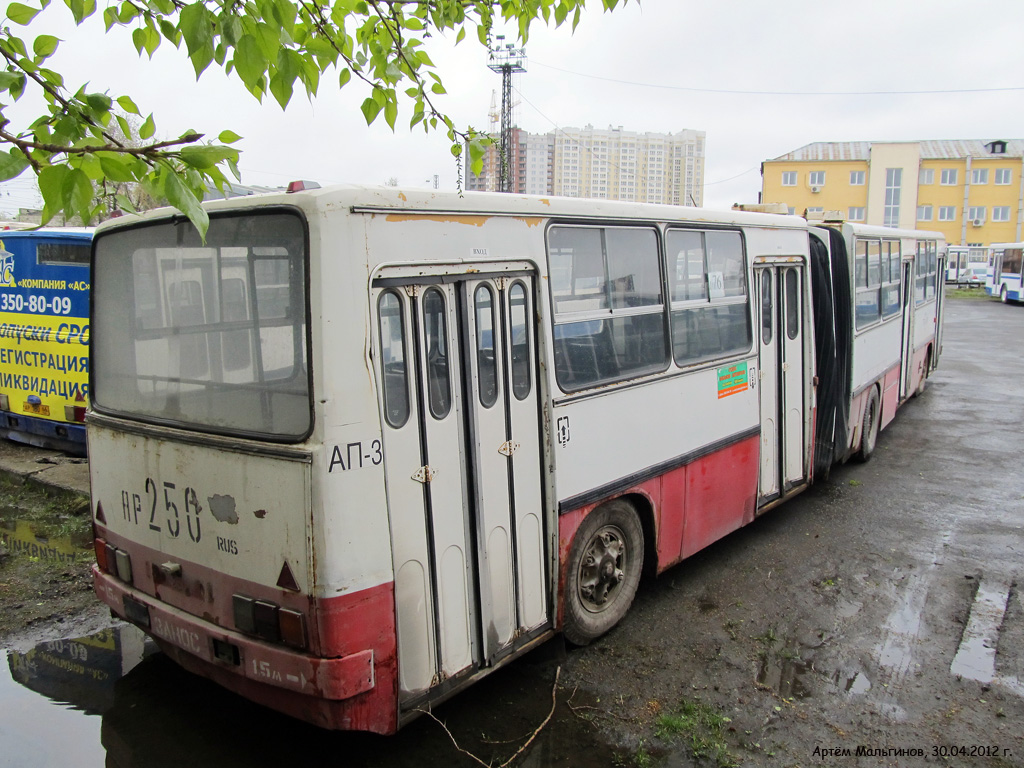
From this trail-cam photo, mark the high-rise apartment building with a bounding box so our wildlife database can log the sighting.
[761,140,1024,245]
[467,125,705,206]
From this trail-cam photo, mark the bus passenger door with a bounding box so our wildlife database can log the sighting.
[755,264,807,506]
[900,260,914,398]
[374,271,548,704]
[463,276,548,662]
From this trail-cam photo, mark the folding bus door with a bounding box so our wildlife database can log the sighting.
[373,271,548,706]
[755,263,807,505]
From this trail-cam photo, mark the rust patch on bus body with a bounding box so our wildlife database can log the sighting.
[383,214,545,228]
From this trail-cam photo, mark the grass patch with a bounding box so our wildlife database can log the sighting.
[945,285,990,300]
[655,699,737,767]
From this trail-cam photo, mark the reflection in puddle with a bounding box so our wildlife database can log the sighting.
[1,626,620,768]
[7,624,156,715]
[757,650,813,699]
[0,515,92,563]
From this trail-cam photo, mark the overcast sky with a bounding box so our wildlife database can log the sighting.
[1,0,1022,215]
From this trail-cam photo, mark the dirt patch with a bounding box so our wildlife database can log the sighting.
[0,477,104,647]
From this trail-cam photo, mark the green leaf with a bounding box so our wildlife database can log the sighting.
[97,153,138,182]
[115,113,132,138]
[0,149,29,181]
[360,96,381,125]
[217,130,242,143]
[158,18,179,44]
[180,2,214,77]
[0,71,22,91]
[7,2,40,24]
[32,34,59,59]
[139,113,155,139]
[384,98,397,130]
[338,67,351,87]
[233,34,266,92]
[178,144,237,169]
[114,192,138,214]
[38,164,69,223]
[62,168,93,221]
[162,168,209,240]
[116,95,140,115]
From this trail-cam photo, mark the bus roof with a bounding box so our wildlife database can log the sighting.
[0,227,93,239]
[95,183,812,235]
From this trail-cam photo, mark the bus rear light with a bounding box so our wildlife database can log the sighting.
[232,594,257,634]
[253,600,281,643]
[278,608,307,650]
[64,405,87,423]
[232,593,307,649]
[114,549,134,584]
[94,538,109,572]
[96,539,133,585]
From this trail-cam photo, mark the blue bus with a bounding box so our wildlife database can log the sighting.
[0,228,92,455]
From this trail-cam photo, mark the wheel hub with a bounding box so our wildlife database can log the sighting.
[578,527,626,612]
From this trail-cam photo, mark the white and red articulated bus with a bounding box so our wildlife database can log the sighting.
[87,186,945,733]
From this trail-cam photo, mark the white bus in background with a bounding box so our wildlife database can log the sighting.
[986,242,1024,302]
[86,187,946,734]
[946,245,989,284]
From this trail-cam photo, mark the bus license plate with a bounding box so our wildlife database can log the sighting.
[22,402,50,416]
[123,595,151,628]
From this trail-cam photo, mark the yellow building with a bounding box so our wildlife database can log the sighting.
[761,140,1024,246]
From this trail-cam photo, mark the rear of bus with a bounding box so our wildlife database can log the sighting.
[0,230,92,455]
[88,201,398,733]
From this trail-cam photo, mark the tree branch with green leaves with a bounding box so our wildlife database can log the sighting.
[0,0,630,237]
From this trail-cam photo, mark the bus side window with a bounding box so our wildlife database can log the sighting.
[474,284,498,408]
[785,269,799,340]
[509,282,532,400]
[422,288,452,419]
[881,241,901,318]
[667,229,750,365]
[548,226,666,391]
[378,291,410,428]
[855,239,882,328]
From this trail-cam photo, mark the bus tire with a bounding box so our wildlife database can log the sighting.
[1001,285,1008,303]
[857,388,880,462]
[914,352,930,397]
[563,499,644,646]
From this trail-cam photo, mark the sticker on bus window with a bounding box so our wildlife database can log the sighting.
[717,362,748,399]
[708,271,726,300]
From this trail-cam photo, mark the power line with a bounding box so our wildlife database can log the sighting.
[531,60,1024,97]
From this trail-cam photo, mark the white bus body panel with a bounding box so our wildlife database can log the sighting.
[89,422,312,592]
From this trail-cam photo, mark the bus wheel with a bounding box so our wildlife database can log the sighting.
[857,389,880,462]
[1001,285,1008,303]
[564,499,644,646]
[914,352,930,397]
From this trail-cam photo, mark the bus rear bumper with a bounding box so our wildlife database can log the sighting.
[93,566,377,703]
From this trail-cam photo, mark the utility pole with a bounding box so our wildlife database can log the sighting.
[487,35,526,193]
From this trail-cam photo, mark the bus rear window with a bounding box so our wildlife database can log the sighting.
[91,211,310,440]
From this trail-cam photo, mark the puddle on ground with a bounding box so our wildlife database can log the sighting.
[756,648,813,699]
[0,512,93,564]
[1,625,626,768]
